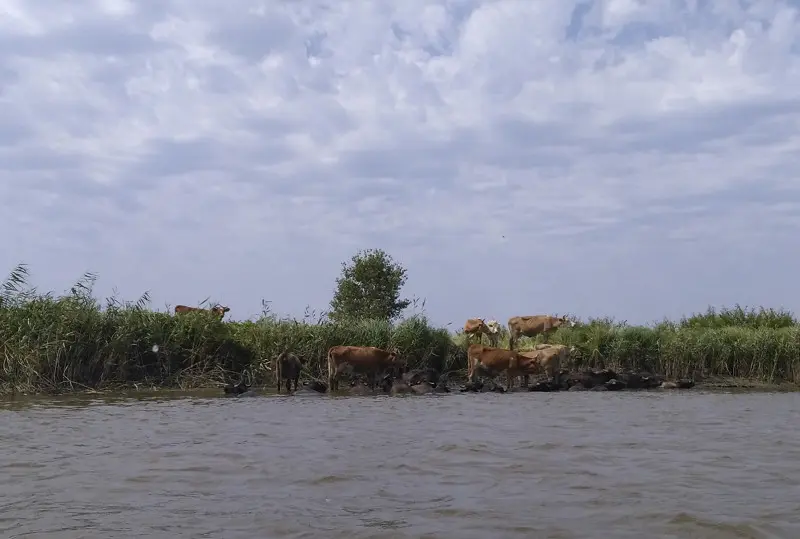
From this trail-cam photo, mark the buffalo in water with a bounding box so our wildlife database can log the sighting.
[223,376,257,398]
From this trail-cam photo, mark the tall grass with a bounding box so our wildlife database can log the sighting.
[451,310,800,384]
[676,304,797,330]
[1,264,799,395]
[0,265,452,394]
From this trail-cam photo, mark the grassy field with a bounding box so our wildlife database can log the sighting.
[1,265,799,394]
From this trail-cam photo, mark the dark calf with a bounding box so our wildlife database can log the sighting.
[275,351,304,393]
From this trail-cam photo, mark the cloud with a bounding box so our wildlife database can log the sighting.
[2,0,800,325]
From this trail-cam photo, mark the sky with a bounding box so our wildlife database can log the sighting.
[2,0,800,329]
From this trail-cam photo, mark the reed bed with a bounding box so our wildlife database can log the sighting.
[0,298,452,395]
[1,266,798,394]
[453,315,800,384]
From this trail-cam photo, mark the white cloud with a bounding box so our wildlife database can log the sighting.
[2,0,800,325]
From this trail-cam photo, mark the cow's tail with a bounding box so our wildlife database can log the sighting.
[556,347,571,387]
[275,352,282,392]
[509,352,519,372]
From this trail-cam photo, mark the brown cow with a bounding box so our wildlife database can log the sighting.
[514,344,570,389]
[275,351,304,393]
[327,345,405,391]
[467,344,525,389]
[463,318,501,347]
[507,314,575,349]
[174,304,231,319]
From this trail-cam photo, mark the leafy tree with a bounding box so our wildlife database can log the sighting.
[328,248,411,322]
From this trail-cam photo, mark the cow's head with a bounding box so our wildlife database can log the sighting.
[484,319,501,334]
[211,305,231,318]
[555,315,576,328]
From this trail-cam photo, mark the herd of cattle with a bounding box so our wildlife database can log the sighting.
[211,313,695,397]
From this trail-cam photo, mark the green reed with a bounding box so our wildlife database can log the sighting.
[2,263,798,394]
[451,315,800,383]
[0,266,452,394]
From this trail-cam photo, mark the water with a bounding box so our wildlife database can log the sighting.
[1,389,799,538]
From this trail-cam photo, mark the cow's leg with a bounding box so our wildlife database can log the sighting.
[522,374,529,387]
[277,377,282,393]
[506,370,513,390]
[468,359,477,383]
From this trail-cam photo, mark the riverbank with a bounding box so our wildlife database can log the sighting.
[2,289,799,396]
[3,376,798,410]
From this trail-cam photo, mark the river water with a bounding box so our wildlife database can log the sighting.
[1,388,799,538]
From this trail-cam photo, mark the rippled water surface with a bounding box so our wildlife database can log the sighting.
[2,389,800,538]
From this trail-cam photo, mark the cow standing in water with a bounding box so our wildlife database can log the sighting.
[275,351,304,393]
[513,344,571,389]
[327,345,405,391]
[466,344,525,388]
[468,343,570,390]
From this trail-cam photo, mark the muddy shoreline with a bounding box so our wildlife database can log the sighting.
[3,373,799,400]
